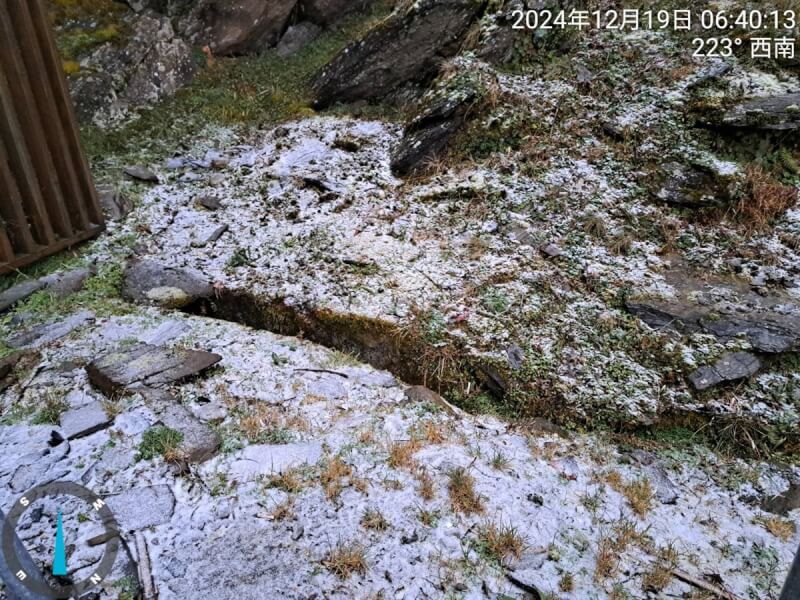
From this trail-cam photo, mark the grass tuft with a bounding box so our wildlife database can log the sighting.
[447,467,484,515]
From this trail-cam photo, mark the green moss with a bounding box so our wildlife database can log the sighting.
[137,426,184,461]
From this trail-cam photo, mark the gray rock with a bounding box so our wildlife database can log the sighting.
[707,93,800,131]
[0,279,45,313]
[761,482,800,515]
[626,300,800,354]
[688,352,762,391]
[60,401,113,440]
[106,485,176,532]
[313,0,484,107]
[123,166,159,183]
[228,442,323,481]
[646,465,679,505]
[390,75,483,175]
[540,243,563,258]
[86,343,222,396]
[40,267,92,296]
[300,0,375,26]
[122,259,213,307]
[144,390,221,463]
[2,428,70,492]
[121,16,196,108]
[7,311,94,349]
[193,0,297,55]
[98,186,134,221]
[191,224,229,248]
[277,22,321,58]
[654,162,739,208]
[195,195,222,211]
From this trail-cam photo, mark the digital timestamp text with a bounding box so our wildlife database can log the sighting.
[511,9,798,59]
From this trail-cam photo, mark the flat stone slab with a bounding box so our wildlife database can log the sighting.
[59,401,113,439]
[7,311,94,348]
[228,442,323,481]
[762,482,800,515]
[0,279,45,313]
[143,389,221,463]
[86,343,222,396]
[106,485,175,532]
[688,352,762,391]
[122,259,213,308]
[627,300,800,354]
[712,93,800,131]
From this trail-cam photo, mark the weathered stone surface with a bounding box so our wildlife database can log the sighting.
[122,16,196,107]
[192,0,297,55]
[0,280,45,313]
[404,385,464,417]
[654,162,739,208]
[228,443,323,480]
[143,389,221,463]
[277,22,322,57]
[391,77,482,175]
[195,195,222,211]
[60,401,114,440]
[300,0,374,26]
[0,428,69,488]
[71,14,195,122]
[626,300,800,354]
[708,93,800,131]
[39,268,92,297]
[124,165,160,183]
[313,0,485,107]
[688,352,762,391]
[761,482,800,515]
[86,343,222,396]
[98,186,134,221]
[106,485,176,531]
[7,312,94,349]
[122,259,213,307]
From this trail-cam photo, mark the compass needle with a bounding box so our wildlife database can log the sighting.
[52,510,67,577]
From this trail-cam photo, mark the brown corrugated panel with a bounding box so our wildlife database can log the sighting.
[0,0,104,276]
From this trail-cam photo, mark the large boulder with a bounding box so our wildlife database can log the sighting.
[312,0,487,107]
[703,93,800,131]
[299,0,374,26]
[122,259,213,308]
[69,13,195,122]
[391,70,490,175]
[653,161,742,208]
[190,0,297,55]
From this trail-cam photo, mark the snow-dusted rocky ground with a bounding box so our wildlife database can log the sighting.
[0,309,798,599]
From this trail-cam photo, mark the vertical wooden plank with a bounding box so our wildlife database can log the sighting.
[27,0,103,226]
[10,0,90,232]
[0,135,36,254]
[0,224,14,267]
[0,3,73,241]
[0,68,54,247]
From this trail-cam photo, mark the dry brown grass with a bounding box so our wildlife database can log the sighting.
[559,572,574,592]
[269,499,294,521]
[420,421,448,444]
[478,521,525,565]
[415,468,436,501]
[447,467,484,515]
[321,456,353,500]
[323,542,368,579]
[265,467,306,494]
[642,544,679,592]
[733,165,798,233]
[623,479,654,518]
[757,516,797,541]
[603,472,653,517]
[387,439,421,470]
[594,537,618,581]
[360,508,390,531]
